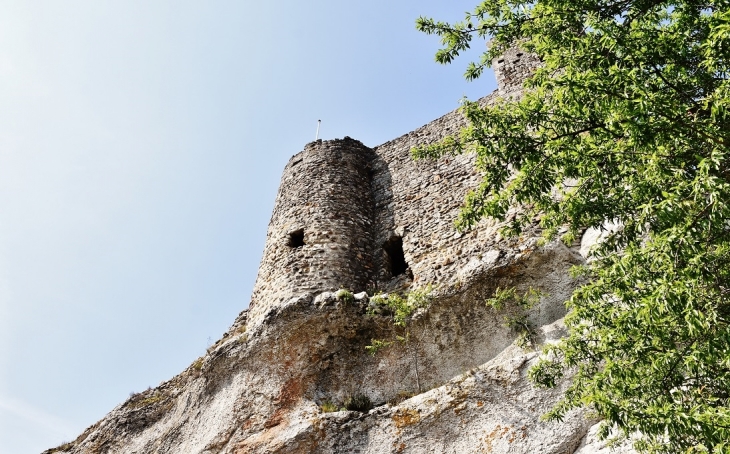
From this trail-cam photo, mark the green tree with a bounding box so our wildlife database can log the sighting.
[414,1,730,452]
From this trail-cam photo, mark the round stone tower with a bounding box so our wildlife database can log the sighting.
[247,137,376,324]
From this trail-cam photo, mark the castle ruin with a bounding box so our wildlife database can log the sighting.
[247,46,541,328]
[44,46,631,454]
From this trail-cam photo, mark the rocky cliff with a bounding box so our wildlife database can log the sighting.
[44,49,635,454]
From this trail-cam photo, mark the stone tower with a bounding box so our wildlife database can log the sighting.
[492,43,542,98]
[246,45,541,327]
[247,137,377,325]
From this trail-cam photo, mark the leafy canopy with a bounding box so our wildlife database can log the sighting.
[415,0,730,451]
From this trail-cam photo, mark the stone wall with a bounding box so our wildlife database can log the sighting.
[247,108,490,327]
[248,138,378,325]
[370,93,498,292]
[492,43,542,98]
[247,44,543,327]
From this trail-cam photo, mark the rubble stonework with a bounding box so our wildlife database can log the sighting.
[248,94,504,328]
[492,43,542,98]
[248,138,378,326]
[44,48,636,454]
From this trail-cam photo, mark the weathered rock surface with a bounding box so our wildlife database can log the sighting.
[574,424,637,454]
[45,241,599,454]
[45,48,637,454]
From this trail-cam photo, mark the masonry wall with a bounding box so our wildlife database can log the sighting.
[368,45,541,291]
[370,92,499,292]
[492,44,542,98]
[248,138,377,324]
[248,45,542,326]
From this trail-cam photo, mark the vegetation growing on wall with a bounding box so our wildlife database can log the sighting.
[415,0,730,451]
[366,286,433,393]
[486,287,545,350]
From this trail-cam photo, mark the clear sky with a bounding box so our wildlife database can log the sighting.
[0,2,496,452]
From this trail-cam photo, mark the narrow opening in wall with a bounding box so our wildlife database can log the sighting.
[383,236,408,277]
[288,229,305,248]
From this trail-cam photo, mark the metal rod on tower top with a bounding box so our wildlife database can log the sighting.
[315,120,321,140]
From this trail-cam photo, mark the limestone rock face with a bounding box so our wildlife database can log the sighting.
[45,241,598,454]
[45,49,637,454]
[574,423,637,454]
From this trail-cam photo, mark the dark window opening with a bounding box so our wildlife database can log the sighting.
[383,236,408,277]
[288,229,305,248]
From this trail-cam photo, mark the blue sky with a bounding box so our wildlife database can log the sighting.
[0,2,496,452]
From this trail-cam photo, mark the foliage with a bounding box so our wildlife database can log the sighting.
[128,389,166,409]
[136,394,163,408]
[344,393,373,413]
[366,286,434,392]
[319,401,339,413]
[487,287,545,349]
[367,285,433,328]
[336,288,355,304]
[365,338,394,356]
[415,0,730,451]
[486,286,543,311]
[366,286,433,355]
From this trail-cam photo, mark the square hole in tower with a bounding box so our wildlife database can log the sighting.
[288,229,305,248]
[383,236,408,276]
